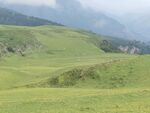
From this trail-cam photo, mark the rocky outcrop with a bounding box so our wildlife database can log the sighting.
[118,46,141,54]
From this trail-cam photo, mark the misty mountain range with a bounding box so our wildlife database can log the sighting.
[0,0,149,41]
[118,13,150,41]
[0,7,60,26]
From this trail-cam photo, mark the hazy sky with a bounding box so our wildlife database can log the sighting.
[0,0,150,15]
[79,0,150,15]
[0,0,56,7]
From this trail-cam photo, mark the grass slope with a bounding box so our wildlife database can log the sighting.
[0,25,150,113]
[0,25,104,57]
[26,55,150,89]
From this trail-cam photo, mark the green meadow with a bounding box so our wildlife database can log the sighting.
[0,25,150,113]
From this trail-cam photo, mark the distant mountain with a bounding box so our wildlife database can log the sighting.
[107,11,150,41]
[1,0,135,39]
[119,13,150,41]
[0,7,59,26]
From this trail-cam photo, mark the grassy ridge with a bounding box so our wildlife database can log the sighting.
[28,55,150,89]
[0,54,132,90]
[0,25,104,57]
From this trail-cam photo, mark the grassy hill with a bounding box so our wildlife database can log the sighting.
[0,7,59,26]
[0,25,150,113]
[0,25,105,57]
[48,55,150,89]
[0,25,121,90]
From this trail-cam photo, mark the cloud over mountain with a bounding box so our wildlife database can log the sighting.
[0,0,56,7]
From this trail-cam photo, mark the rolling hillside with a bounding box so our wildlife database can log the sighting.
[0,24,149,58]
[0,25,105,57]
[0,24,149,90]
[0,24,150,113]
[0,24,137,91]
[0,1,149,113]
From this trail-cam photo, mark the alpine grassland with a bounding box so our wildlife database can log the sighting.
[0,25,150,113]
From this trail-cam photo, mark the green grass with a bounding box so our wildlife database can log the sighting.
[0,53,132,90]
[0,25,105,57]
[0,25,150,113]
[0,88,149,113]
[37,55,149,89]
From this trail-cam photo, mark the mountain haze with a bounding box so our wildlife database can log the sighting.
[1,0,135,39]
[0,7,59,26]
[118,13,150,41]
